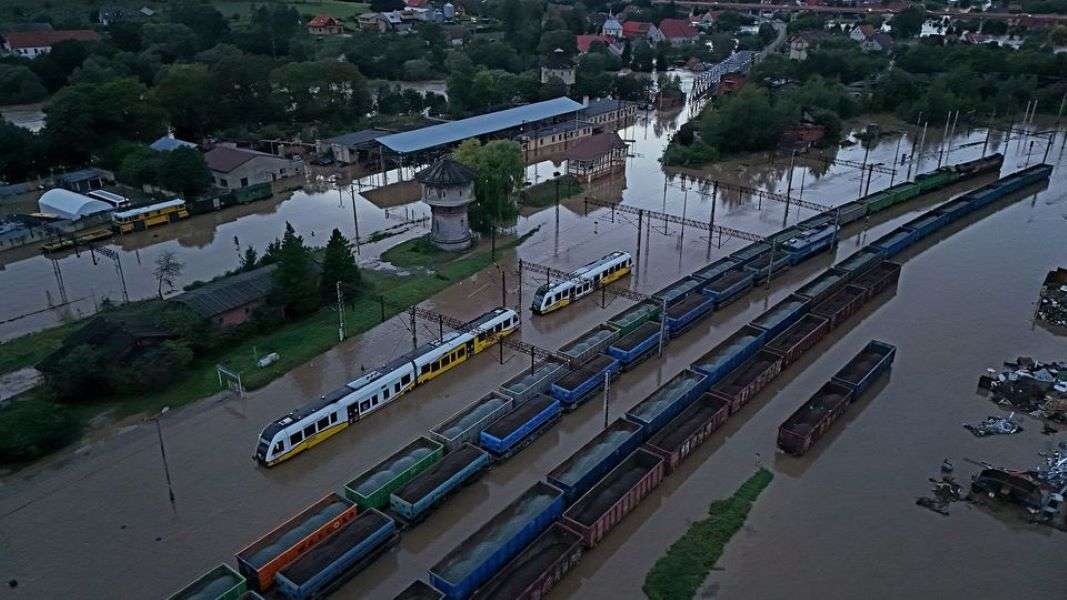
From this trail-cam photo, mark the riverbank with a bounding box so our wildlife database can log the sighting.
[643,468,774,600]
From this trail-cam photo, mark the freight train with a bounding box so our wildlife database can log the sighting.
[531,251,632,315]
[170,156,1047,600]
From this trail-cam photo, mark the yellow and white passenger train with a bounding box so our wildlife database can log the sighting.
[530,251,632,315]
[254,307,520,466]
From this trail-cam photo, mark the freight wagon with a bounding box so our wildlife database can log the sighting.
[764,314,829,367]
[749,294,810,338]
[777,380,855,455]
[743,250,792,284]
[430,393,514,451]
[653,276,706,307]
[644,394,729,472]
[344,437,444,509]
[169,564,247,600]
[625,369,710,436]
[429,482,565,599]
[479,395,562,458]
[605,301,662,337]
[664,292,716,335]
[868,227,920,258]
[498,361,569,404]
[470,523,583,600]
[561,449,665,547]
[692,257,742,283]
[833,249,882,279]
[795,212,836,231]
[550,355,619,408]
[729,242,771,266]
[830,339,897,396]
[235,494,358,591]
[862,182,915,214]
[275,510,397,600]
[794,269,848,304]
[707,350,785,413]
[833,200,867,225]
[390,444,490,523]
[964,163,1052,210]
[547,418,644,502]
[810,284,868,330]
[703,267,754,307]
[395,580,445,600]
[780,224,837,262]
[850,261,901,299]
[932,197,975,222]
[690,325,767,386]
[606,321,664,368]
[901,212,948,239]
[558,326,618,363]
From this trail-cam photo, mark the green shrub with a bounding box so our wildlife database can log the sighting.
[0,399,82,464]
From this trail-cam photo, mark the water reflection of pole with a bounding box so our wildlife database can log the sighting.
[915,121,928,176]
[858,144,870,199]
[982,110,995,158]
[889,134,902,186]
[349,182,361,255]
[937,112,951,168]
[783,150,795,227]
[1025,140,1034,167]
[661,177,668,234]
[706,181,717,258]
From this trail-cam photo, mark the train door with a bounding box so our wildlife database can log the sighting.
[466,339,475,355]
[347,403,358,423]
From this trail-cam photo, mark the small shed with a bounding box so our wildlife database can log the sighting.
[58,168,113,193]
[38,188,112,220]
[565,132,627,183]
[417,158,476,251]
[171,264,277,327]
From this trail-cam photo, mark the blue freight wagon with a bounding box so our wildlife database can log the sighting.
[625,369,710,437]
[274,510,397,600]
[901,212,948,239]
[558,326,618,363]
[729,242,771,266]
[743,250,792,284]
[749,295,810,338]
[690,325,767,386]
[868,227,920,258]
[834,249,882,279]
[653,276,706,307]
[703,268,754,307]
[606,321,663,368]
[497,360,569,404]
[665,292,716,335]
[781,224,837,262]
[479,395,561,457]
[428,482,565,599]
[692,257,742,283]
[547,418,644,502]
[430,392,515,451]
[550,355,619,408]
[794,269,848,304]
[394,580,444,600]
[830,339,896,397]
[389,444,490,523]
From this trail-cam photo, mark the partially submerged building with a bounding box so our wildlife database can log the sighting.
[171,265,278,327]
[565,132,627,183]
[321,129,394,164]
[38,188,112,220]
[203,145,302,189]
[417,157,476,251]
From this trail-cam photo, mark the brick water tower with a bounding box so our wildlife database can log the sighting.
[417,157,477,251]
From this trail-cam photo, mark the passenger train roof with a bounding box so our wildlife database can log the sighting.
[262,385,352,438]
[460,307,514,330]
[345,354,417,390]
[571,251,629,277]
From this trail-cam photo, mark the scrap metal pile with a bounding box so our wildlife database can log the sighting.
[963,414,1023,437]
[1036,268,1067,329]
[978,357,1067,422]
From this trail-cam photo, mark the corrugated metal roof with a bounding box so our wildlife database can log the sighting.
[172,264,277,319]
[377,97,584,154]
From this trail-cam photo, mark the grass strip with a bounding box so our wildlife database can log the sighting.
[520,175,583,208]
[643,468,774,600]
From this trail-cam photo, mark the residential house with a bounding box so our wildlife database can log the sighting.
[518,119,595,153]
[172,265,278,328]
[850,23,876,43]
[39,314,176,371]
[579,98,638,127]
[405,0,430,7]
[2,30,99,58]
[576,34,623,56]
[444,24,466,46]
[150,135,197,152]
[541,49,576,86]
[321,128,393,164]
[204,145,302,190]
[715,72,746,96]
[658,18,699,45]
[622,21,665,44]
[862,32,894,52]
[602,15,623,38]
[306,15,343,36]
[566,132,627,183]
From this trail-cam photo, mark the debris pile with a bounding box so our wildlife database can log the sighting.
[963,414,1023,437]
[1036,268,1067,329]
[968,444,1067,526]
[916,476,966,516]
[978,357,1067,421]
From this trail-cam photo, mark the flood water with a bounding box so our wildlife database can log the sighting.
[0,72,1065,599]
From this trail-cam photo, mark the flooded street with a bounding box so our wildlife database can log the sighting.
[0,72,1065,599]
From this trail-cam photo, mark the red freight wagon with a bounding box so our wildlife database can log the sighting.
[764,314,830,367]
[562,449,665,548]
[235,493,357,591]
[851,261,901,299]
[810,284,867,329]
[707,350,784,414]
[777,381,854,455]
[644,394,729,472]
[470,523,583,600]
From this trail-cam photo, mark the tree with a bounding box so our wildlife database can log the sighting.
[153,251,185,299]
[0,122,47,181]
[454,139,524,233]
[153,64,215,139]
[171,2,231,49]
[615,74,651,102]
[158,148,213,196]
[270,60,372,122]
[892,5,925,39]
[271,223,321,317]
[44,78,167,163]
[538,29,578,56]
[371,0,405,11]
[142,23,200,61]
[701,86,788,153]
[631,41,655,71]
[240,246,259,272]
[320,229,362,301]
[0,64,47,104]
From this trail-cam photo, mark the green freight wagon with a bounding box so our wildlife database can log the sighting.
[169,564,247,600]
[862,182,917,214]
[912,168,957,194]
[606,301,661,337]
[344,437,444,509]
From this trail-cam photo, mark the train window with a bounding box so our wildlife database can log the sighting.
[316,417,329,431]
[402,374,411,385]
[360,400,371,411]
[432,360,441,371]
[393,382,401,393]
[303,425,315,438]
[442,355,451,366]
[330,413,338,424]
[273,441,284,454]
[382,387,390,399]
[290,431,303,445]
[421,365,430,375]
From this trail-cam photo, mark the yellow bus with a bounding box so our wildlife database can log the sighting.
[111,199,189,233]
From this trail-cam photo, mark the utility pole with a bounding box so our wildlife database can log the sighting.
[657,298,668,357]
[858,143,870,199]
[602,370,611,429]
[409,306,417,350]
[706,182,717,258]
[336,281,345,342]
[889,134,902,187]
[350,182,361,254]
[517,258,524,312]
[982,110,995,158]
[155,417,176,509]
[863,163,875,197]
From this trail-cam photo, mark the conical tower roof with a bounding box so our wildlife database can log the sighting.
[416,157,476,186]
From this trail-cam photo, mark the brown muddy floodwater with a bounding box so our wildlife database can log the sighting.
[0,73,1064,599]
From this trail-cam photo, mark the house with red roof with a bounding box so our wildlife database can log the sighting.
[621,21,665,44]
[658,18,699,45]
[406,0,431,7]
[576,34,623,56]
[306,15,343,36]
[2,30,99,58]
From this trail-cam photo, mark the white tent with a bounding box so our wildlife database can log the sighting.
[38,188,112,220]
